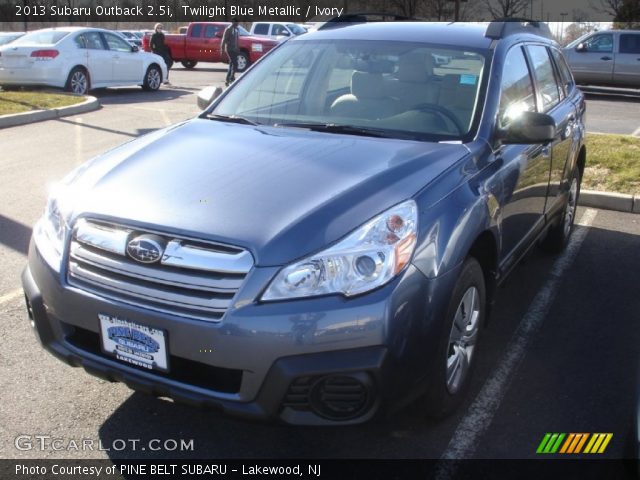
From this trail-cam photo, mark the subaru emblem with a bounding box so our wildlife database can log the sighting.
[126,234,166,264]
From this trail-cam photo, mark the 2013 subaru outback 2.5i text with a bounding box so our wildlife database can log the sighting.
[23,20,586,425]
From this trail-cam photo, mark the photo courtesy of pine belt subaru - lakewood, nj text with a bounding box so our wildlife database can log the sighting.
[23,21,586,425]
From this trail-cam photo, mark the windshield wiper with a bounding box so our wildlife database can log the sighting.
[206,114,259,126]
[274,122,395,138]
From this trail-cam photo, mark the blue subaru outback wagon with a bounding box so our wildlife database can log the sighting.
[23,20,586,425]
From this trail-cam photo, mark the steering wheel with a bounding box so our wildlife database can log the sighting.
[409,103,465,136]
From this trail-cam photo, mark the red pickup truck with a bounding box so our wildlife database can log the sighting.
[143,22,279,71]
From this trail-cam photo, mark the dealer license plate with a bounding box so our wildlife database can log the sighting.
[98,313,169,372]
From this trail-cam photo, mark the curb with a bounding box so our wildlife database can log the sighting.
[0,95,100,128]
[579,190,639,214]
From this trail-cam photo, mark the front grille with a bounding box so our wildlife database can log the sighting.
[66,219,253,322]
[64,324,242,394]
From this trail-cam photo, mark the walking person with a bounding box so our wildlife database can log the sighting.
[222,18,240,87]
[150,23,173,84]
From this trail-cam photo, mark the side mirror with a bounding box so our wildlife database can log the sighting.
[131,45,139,53]
[499,111,556,144]
[197,86,223,110]
[576,43,586,52]
[215,31,223,38]
[280,30,291,36]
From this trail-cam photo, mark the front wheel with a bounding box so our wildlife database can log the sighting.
[65,67,89,95]
[235,52,250,72]
[540,169,581,253]
[181,60,198,69]
[142,64,162,91]
[424,257,486,418]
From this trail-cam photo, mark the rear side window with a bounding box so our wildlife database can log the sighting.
[83,32,106,50]
[526,45,561,112]
[204,25,220,38]
[620,34,640,54]
[499,46,536,126]
[550,48,575,95]
[253,24,269,35]
[190,24,202,38]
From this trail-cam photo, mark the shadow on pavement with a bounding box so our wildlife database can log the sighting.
[0,214,32,256]
[92,87,194,105]
[56,117,157,138]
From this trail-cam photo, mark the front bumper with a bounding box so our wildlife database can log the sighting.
[22,239,457,425]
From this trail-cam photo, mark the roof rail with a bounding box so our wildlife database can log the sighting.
[316,12,416,30]
[485,18,553,40]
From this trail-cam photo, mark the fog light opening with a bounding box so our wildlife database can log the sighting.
[309,373,373,421]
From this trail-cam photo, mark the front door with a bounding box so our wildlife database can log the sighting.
[496,45,551,260]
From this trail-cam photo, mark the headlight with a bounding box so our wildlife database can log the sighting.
[251,43,263,52]
[262,200,418,301]
[33,192,70,272]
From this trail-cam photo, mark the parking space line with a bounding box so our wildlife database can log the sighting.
[160,110,171,127]
[75,117,84,165]
[0,288,23,306]
[437,208,598,467]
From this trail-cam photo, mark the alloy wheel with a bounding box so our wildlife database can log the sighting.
[446,286,480,394]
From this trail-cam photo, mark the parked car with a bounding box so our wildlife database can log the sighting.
[0,31,25,46]
[0,27,167,94]
[118,31,143,48]
[563,29,640,88]
[142,22,278,71]
[249,22,307,39]
[23,21,586,426]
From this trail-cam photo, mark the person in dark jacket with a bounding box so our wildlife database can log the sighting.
[221,18,240,87]
[150,23,173,83]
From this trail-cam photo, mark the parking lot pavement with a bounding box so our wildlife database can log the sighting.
[583,90,640,136]
[0,67,638,466]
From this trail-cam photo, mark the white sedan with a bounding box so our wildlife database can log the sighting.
[0,27,168,94]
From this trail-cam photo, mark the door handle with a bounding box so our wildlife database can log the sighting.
[600,56,612,61]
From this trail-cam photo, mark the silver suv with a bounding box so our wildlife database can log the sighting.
[563,29,640,88]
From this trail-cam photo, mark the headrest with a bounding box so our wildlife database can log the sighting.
[351,71,384,99]
[397,53,429,83]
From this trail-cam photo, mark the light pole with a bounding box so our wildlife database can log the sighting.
[559,12,568,43]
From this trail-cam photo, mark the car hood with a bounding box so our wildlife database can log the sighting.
[62,119,467,266]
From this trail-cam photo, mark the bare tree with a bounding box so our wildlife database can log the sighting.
[483,0,530,18]
[590,0,625,17]
[389,0,421,17]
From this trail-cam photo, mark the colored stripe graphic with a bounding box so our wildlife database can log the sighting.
[538,433,613,454]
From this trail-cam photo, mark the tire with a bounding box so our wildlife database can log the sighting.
[65,67,89,95]
[540,168,581,253]
[424,257,486,418]
[181,60,198,69]
[142,64,162,91]
[235,52,250,72]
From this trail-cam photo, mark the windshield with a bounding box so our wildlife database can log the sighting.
[213,39,487,141]
[238,26,251,36]
[13,30,70,46]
